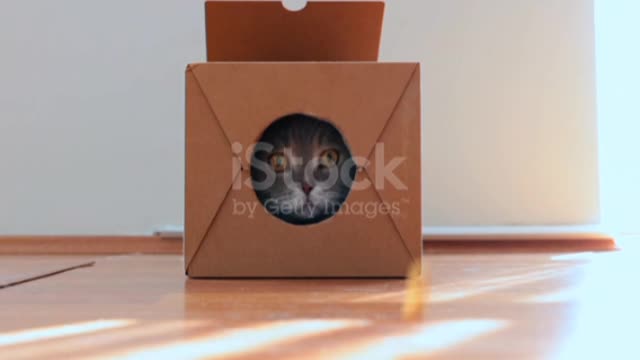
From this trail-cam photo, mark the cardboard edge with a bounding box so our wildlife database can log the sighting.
[374,1,386,60]
[204,1,213,62]
[363,63,419,161]
[363,63,421,264]
[189,65,239,150]
[184,66,192,274]
[183,63,244,276]
[411,63,423,264]
[184,170,243,275]
[184,68,199,273]
[184,68,242,273]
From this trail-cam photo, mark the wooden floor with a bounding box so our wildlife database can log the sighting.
[0,248,638,359]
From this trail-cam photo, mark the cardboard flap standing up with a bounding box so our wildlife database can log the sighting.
[205,1,385,61]
[185,1,422,277]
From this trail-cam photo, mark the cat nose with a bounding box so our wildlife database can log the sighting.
[302,183,314,195]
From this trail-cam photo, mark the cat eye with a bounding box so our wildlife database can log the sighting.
[269,152,288,172]
[319,149,340,167]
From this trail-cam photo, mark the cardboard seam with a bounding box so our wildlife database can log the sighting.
[189,67,234,150]
[185,68,240,270]
[363,64,420,262]
[364,64,418,162]
[363,171,417,264]
[185,169,243,273]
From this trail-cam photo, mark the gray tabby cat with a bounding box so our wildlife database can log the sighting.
[251,114,355,225]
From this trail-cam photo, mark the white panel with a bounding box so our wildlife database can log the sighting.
[381,0,599,226]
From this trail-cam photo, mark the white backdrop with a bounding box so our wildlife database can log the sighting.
[595,0,640,232]
[0,0,599,235]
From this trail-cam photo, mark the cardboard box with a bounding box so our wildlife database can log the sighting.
[185,1,421,277]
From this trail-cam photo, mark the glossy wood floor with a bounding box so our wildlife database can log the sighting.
[0,247,638,359]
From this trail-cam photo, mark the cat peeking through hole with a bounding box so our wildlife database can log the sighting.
[251,114,356,225]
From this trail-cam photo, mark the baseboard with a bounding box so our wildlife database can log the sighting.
[156,225,613,241]
[0,236,182,255]
[0,225,618,255]
[423,225,611,240]
[423,225,618,252]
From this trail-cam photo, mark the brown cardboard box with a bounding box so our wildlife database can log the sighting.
[185,1,421,277]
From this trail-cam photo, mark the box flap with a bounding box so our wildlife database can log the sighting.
[206,1,385,61]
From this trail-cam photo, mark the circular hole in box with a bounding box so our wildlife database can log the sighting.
[251,113,356,226]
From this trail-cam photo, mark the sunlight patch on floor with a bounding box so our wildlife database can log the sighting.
[98,319,368,360]
[520,288,579,303]
[333,319,508,360]
[428,268,569,303]
[0,321,204,359]
[350,266,570,306]
[0,319,135,347]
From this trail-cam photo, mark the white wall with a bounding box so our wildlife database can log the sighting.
[595,0,640,232]
[0,0,599,235]
[0,0,204,235]
[381,0,599,228]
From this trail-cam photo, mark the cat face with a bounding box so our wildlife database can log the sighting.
[251,114,355,225]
